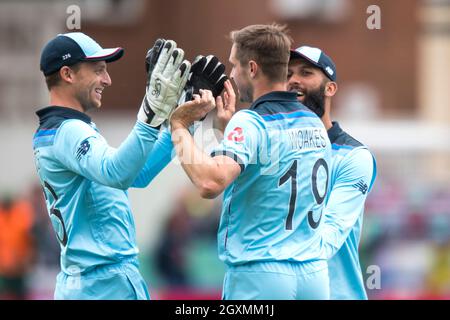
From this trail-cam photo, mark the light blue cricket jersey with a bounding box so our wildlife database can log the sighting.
[211,92,332,266]
[32,106,173,275]
[320,122,377,299]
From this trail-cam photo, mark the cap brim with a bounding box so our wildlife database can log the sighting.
[290,49,303,60]
[289,49,320,69]
[84,47,124,63]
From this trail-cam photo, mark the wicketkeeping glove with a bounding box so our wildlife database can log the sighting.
[182,55,228,103]
[138,40,191,128]
[145,38,166,85]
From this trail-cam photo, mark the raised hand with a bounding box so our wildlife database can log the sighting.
[138,40,191,128]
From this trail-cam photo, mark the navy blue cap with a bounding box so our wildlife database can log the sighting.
[290,46,337,81]
[40,32,124,76]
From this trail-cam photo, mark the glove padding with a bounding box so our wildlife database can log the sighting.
[183,55,228,102]
[138,40,191,128]
[145,38,166,85]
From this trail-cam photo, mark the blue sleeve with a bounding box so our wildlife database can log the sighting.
[132,127,174,188]
[320,148,376,259]
[210,110,263,172]
[53,119,159,190]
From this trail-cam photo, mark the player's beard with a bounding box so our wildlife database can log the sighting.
[235,70,253,103]
[302,83,326,118]
[239,84,253,104]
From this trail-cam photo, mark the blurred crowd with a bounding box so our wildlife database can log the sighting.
[361,177,450,299]
[150,187,224,299]
[0,185,59,299]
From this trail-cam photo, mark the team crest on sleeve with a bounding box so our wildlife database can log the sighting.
[76,138,91,161]
[227,127,244,143]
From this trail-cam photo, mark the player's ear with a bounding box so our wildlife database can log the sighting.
[249,60,258,78]
[325,81,337,98]
[60,66,75,84]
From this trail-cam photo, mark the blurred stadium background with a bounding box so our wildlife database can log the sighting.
[0,0,449,299]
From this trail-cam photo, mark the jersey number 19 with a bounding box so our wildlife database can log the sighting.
[278,158,329,230]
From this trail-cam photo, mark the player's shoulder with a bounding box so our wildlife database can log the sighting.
[58,117,93,133]
[344,147,374,167]
[334,139,376,183]
[329,122,376,167]
[35,106,92,131]
[228,109,266,129]
[36,106,93,138]
[328,122,366,150]
[34,106,93,149]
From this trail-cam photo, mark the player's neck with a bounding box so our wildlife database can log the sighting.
[321,114,333,130]
[321,103,333,130]
[49,89,84,113]
[252,81,286,101]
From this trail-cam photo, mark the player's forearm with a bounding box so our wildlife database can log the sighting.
[132,127,174,188]
[320,196,366,259]
[320,217,347,259]
[321,151,375,258]
[102,121,159,189]
[171,123,226,199]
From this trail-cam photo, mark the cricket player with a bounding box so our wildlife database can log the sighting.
[288,46,377,299]
[33,33,190,299]
[169,24,332,300]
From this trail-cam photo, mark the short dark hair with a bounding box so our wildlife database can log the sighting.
[45,63,81,91]
[230,23,292,83]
